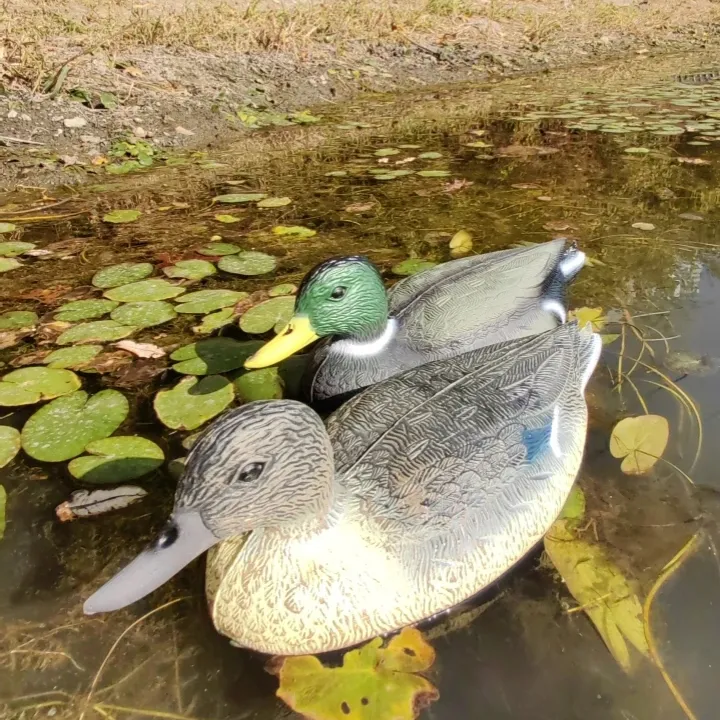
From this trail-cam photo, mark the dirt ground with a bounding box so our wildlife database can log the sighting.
[2,0,720,189]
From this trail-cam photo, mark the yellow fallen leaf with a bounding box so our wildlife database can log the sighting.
[91,156,108,166]
[271,627,439,720]
[449,229,473,257]
[609,415,669,474]
[569,306,606,332]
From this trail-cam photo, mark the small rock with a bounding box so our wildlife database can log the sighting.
[175,125,194,136]
[7,110,17,119]
[20,114,31,122]
[63,117,87,128]
[133,126,148,138]
[60,155,79,166]
[80,135,102,144]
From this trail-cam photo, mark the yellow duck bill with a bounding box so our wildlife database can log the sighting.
[83,510,220,614]
[244,315,319,369]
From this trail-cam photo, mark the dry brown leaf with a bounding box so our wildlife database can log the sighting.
[344,202,377,213]
[114,340,166,359]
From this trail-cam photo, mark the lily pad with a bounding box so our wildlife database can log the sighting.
[0,241,35,256]
[218,251,277,276]
[154,375,234,430]
[103,209,141,224]
[0,311,38,330]
[57,321,137,345]
[609,415,669,474]
[214,215,243,224]
[162,259,216,281]
[272,225,317,238]
[175,289,246,314]
[0,367,81,406]
[197,243,242,256]
[568,307,606,332]
[0,223,17,234]
[0,427,21,468]
[55,299,119,322]
[239,296,295,334]
[171,337,261,375]
[92,263,154,289]
[257,197,292,208]
[213,193,267,204]
[374,148,401,157]
[624,147,650,154]
[234,367,283,402]
[44,345,103,369]
[268,283,297,297]
[104,278,186,302]
[22,389,129,462]
[392,259,438,276]
[193,308,236,334]
[418,152,443,159]
[273,628,438,720]
[417,170,451,178]
[0,258,21,273]
[110,301,177,328]
[68,436,165,484]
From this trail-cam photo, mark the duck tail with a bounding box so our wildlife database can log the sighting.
[574,321,602,392]
[540,238,586,313]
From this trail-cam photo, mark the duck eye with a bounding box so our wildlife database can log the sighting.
[330,286,347,300]
[235,461,265,483]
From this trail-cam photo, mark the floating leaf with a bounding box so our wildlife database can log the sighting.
[154,375,234,430]
[55,299,119,322]
[44,345,103,369]
[0,223,17,234]
[239,297,295,334]
[57,320,137,345]
[272,225,317,238]
[0,427,21,468]
[418,152,443,159]
[218,251,277,276]
[0,241,34,256]
[464,141,493,148]
[374,148,401,157]
[55,486,147,521]
[0,367,81,406]
[568,307,606,332]
[234,368,283,402]
[193,308,236,334]
[22,389,129,462]
[162,259,216,281]
[110,301,177,328]
[631,222,655,231]
[197,243,242,256]
[273,628,438,720]
[0,258,21,273]
[175,289,246,314]
[68,436,164,484]
[257,197,292,208]
[213,193,267,204]
[609,415,669,474]
[171,337,261,375]
[0,311,38,330]
[214,214,242,224]
[268,283,297,297]
[391,259,438,276]
[104,278,186,302]
[103,209,141,224]
[416,170,451,178]
[92,263,154,289]
[449,230,473,258]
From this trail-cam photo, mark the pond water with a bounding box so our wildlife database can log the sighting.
[2,50,720,720]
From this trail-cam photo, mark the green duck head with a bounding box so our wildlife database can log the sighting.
[244,256,389,369]
[83,401,334,614]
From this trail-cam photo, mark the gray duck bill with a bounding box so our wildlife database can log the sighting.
[83,509,220,614]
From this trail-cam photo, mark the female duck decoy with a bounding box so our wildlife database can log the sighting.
[244,237,586,402]
[84,321,601,656]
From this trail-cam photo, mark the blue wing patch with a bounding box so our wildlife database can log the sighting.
[521,424,553,463]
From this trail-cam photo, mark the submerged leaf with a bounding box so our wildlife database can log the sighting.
[0,427,21,469]
[273,627,438,720]
[68,436,164,484]
[0,367,81,406]
[154,375,234,430]
[92,262,154,289]
[609,415,669,474]
[55,485,148,521]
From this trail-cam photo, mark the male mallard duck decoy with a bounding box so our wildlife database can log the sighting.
[84,322,601,656]
[244,237,586,402]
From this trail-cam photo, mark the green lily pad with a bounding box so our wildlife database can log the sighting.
[175,289,246,314]
[168,457,186,480]
[418,152,443,159]
[0,241,35,256]
[57,321,137,345]
[171,337,260,374]
[154,375,234,431]
[110,301,177,328]
[374,173,412,180]
[44,345,103,369]
[193,307,236,334]
[92,263,154,289]
[0,223,17,234]
[55,299,119,322]
[104,278,186,302]
[0,258,21,273]
[0,427,21,468]
[103,209,142,224]
[213,193,267,204]
[22,389,129,462]
[268,283,297,297]
[417,170,451,178]
[392,259,439,276]
[652,127,685,136]
[234,367,283,402]
[68,436,165,484]
[214,214,242,223]
[218,251,277,276]
[162,259,217,281]
[272,225,316,238]
[0,367,81,406]
[239,296,295,334]
[257,197,292,208]
[0,311,38,330]
[374,148,400,157]
[197,243,242,256]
